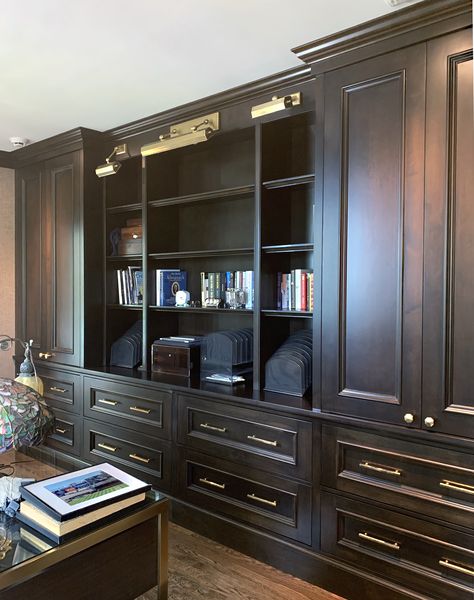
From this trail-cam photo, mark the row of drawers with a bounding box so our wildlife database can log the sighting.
[40,369,474,593]
[41,370,474,527]
[40,369,313,482]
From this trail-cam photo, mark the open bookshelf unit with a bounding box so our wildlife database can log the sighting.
[99,107,316,407]
[102,155,144,366]
[257,111,316,402]
[144,126,256,370]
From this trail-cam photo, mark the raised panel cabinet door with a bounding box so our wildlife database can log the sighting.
[41,151,82,366]
[423,29,474,438]
[321,45,426,425]
[16,165,44,356]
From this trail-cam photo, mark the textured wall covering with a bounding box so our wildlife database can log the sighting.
[0,168,15,378]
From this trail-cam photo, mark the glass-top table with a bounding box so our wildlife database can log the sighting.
[0,452,169,599]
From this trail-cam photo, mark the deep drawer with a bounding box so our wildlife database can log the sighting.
[177,394,312,481]
[46,408,82,456]
[83,377,172,439]
[83,419,171,491]
[178,448,312,545]
[37,368,82,414]
[321,425,474,528]
[321,492,474,600]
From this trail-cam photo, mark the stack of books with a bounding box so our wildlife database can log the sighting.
[116,267,143,305]
[277,269,314,311]
[16,463,150,543]
[201,270,254,308]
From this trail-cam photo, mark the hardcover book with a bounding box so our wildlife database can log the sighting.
[20,463,150,523]
[160,270,187,306]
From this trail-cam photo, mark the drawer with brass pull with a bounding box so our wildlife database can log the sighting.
[177,394,312,481]
[84,377,172,439]
[83,419,171,491]
[321,492,474,600]
[46,408,82,456]
[36,368,82,414]
[322,425,474,528]
[178,448,311,544]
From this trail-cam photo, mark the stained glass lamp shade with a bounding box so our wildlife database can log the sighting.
[0,379,54,454]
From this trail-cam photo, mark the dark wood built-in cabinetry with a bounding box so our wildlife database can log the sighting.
[9,2,473,599]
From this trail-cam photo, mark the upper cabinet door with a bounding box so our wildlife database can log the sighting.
[423,29,473,437]
[321,45,426,426]
[16,165,44,355]
[42,151,82,366]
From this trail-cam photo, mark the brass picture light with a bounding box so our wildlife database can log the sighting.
[141,112,220,156]
[251,92,301,119]
[95,144,129,178]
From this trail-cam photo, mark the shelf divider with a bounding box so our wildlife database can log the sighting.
[149,247,254,260]
[261,309,313,319]
[262,174,315,190]
[262,243,314,254]
[149,184,255,208]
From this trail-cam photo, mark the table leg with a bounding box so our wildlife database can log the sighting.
[156,506,169,600]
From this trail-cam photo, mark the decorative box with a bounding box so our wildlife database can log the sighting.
[151,338,202,377]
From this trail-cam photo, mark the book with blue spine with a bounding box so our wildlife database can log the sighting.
[160,270,187,306]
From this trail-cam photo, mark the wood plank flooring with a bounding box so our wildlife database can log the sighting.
[4,451,344,600]
[138,523,344,600]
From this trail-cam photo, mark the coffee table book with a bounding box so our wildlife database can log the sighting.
[16,463,150,542]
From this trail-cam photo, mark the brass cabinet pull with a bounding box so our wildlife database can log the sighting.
[39,352,53,359]
[440,480,474,496]
[358,532,400,550]
[129,406,151,415]
[198,477,225,490]
[97,398,118,406]
[359,461,402,477]
[247,434,278,447]
[98,442,118,453]
[129,453,150,464]
[246,493,278,507]
[50,386,66,393]
[439,559,474,577]
[200,423,227,433]
[55,428,68,434]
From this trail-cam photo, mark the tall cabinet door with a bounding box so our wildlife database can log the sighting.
[423,29,473,437]
[320,46,426,426]
[41,152,82,367]
[16,165,44,355]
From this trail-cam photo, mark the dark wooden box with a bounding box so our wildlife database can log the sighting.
[151,341,201,377]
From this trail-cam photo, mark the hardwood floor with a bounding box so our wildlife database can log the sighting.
[4,451,344,600]
[138,523,345,600]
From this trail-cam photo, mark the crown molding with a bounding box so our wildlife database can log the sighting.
[0,151,15,169]
[106,65,312,142]
[292,0,472,67]
[10,127,104,168]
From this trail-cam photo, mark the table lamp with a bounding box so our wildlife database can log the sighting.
[0,336,54,455]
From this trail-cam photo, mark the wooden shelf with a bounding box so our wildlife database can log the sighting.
[150,306,253,315]
[149,184,255,208]
[107,304,143,311]
[262,243,313,254]
[261,309,313,319]
[262,174,315,190]
[106,255,142,262]
[149,247,254,260]
[106,203,142,214]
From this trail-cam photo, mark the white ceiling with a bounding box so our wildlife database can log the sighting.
[0,0,416,151]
